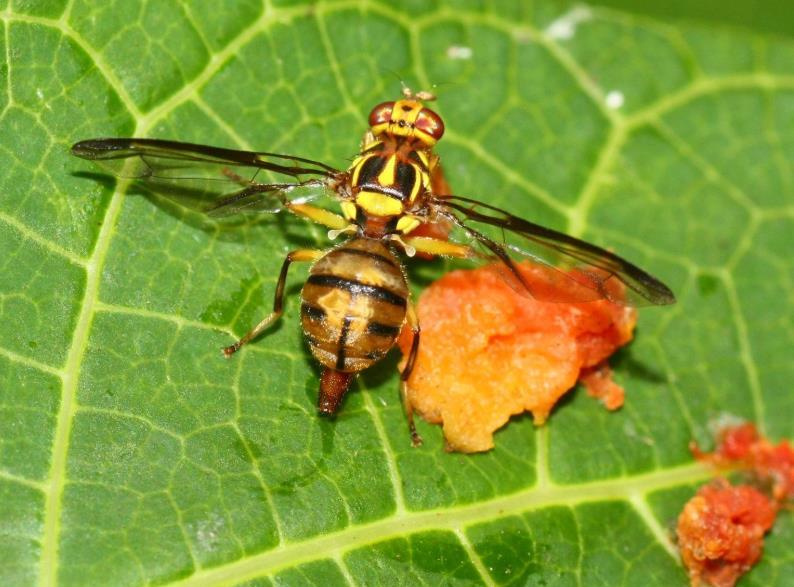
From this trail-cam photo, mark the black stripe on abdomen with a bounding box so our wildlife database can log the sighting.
[336,317,352,370]
[306,275,407,308]
[301,303,326,322]
[366,321,401,337]
[335,247,399,269]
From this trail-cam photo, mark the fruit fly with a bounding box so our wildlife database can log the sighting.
[71,89,675,446]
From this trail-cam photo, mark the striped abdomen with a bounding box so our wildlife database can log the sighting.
[300,238,408,373]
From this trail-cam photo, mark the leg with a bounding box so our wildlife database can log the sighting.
[223,249,323,357]
[400,300,422,447]
[285,201,350,231]
[403,235,474,259]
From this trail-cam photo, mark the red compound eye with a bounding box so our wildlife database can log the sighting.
[415,108,445,141]
[369,101,395,128]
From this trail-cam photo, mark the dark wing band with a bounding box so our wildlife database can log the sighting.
[71,138,339,178]
[436,195,675,306]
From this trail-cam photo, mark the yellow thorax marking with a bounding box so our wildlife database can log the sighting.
[414,152,435,192]
[349,154,369,186]
[376,155,397,186]
[357,191,403,216]
[360,134,381,152]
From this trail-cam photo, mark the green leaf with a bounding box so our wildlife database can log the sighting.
[2,1,793,585]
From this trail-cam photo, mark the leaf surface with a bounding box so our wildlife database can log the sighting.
[1,1,793,585]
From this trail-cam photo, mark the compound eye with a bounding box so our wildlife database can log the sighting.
[369,101,395,128]
[415,108,445,142]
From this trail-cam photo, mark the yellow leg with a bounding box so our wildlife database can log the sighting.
[223,249,324,357]
[401,300,422,447]
[286,202,350,230]
[403,235,474,259]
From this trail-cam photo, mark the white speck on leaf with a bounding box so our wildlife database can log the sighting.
[605,90,625,109]
[707,412,746,438]
[446,45,473,60]
[623,420,655,446]
[192,513,225,553]
[545,5,593,40]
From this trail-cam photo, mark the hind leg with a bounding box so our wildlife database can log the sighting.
[223,249,323,356]
[400,300,422,447]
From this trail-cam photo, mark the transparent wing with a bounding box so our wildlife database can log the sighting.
[434,195,675,307]
[71,137,341,215]
[205,180,332,217]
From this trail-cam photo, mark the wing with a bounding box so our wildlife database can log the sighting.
[434,195,675,307]
[71,138,342,215]
[71,137,339,179]
[203,180,332,217]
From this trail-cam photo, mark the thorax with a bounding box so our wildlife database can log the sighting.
[344,137,437,237]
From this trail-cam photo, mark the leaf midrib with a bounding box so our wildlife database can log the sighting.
[172,462,709,586]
